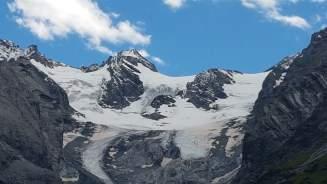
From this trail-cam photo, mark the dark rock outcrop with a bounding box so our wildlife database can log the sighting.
[81,64,100,73]
[99,58,144,109]
[141,95,176,120]
[185,69,234,110]
[142,112,167,121]
[151,95,176,109]
[99,50,156,109]
[0,50,73,183]
[25,44,64,68]
[234,28,327,184]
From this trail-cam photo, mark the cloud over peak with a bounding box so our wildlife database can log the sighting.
[163,0,186,9]
[139,49,166,65]
[8,0,151,54]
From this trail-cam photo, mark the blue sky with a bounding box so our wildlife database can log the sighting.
[0,0,327,76]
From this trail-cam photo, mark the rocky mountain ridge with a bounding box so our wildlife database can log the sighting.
[0,37,271,184]
[234,28,327,184]
[1,28,327,184]
[0,39,262,183]
[0,41,73,184]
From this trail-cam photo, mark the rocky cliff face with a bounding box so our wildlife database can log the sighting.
[184,69,235,110]
[0,40,74,184]
[234,28,327,184]
[99,50,157,109]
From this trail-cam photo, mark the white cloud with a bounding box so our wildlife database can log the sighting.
[267,10,311,29]
[315,15,322,22]
[164,0,311,29]
[152,56,166,65]
[163,0,186,9]
[8,0,151,54]
[241,0,310,29]
[139,49,166,65]
[139,49,150,58]
[311,0,327,2]
[241,0,278,9]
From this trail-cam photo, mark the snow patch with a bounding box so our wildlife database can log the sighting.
[273,54,298,88]
[141,164,153,168]
[274,72,287,88]
[161,157,172,167]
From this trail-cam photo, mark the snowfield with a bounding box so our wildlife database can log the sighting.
[0,40,287,183]
[33,55,268,160]
[29,50,270,183]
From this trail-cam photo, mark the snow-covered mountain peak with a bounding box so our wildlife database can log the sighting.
[118,49,143,58]
[107,49,158,72]
[24,44,38,57]
[80,49,157,74]
[0,39,272,180]
[0,39,24,61]
[0,39,65,69]
[0,39,18,48]
[0,39,38,61]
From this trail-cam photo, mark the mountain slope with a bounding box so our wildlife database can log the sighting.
[0,40,73,184]
[234,28,327,184]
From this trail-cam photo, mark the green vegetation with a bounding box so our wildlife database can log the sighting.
[280,152,311,170]
[291,155,327,184]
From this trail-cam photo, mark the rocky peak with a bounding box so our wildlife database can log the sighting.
[97,49,160,109]
[261,54,299,90]
[106,49,158,72]
[80,63,101,73]
[98,50,153,109]
[118,49,142,58]
[79,49,157,73]
[26,47,62,68]
[0,50,74,183]
[24,44,38,57]
[184,69,235,110]
[310,27,327,45]
[0,39,18,48]
[234,28,327,184]
[0,39,23,61]
[0,40,40,60]
[303,27,327,57]
[0,39,63,69]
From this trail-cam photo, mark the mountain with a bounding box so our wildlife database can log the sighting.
[29,45,267,183]
[0,40,73,184]
[0,40,112,184]
[233,28,327,184]
[1,28,327,184]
